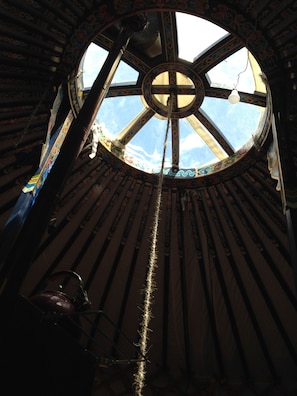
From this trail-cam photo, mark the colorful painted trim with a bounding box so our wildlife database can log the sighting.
[23,111,74,195]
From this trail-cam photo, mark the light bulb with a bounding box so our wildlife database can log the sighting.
[228,89,240,104]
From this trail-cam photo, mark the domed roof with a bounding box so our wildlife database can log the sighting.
[0,2,297,395]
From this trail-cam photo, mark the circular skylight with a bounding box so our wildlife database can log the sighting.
[74,12,269,178]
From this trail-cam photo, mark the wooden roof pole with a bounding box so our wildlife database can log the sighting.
[0,15,147,302]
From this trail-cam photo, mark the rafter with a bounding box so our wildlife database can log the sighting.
[94,32,151,74]
[187,114,228,161]
[116,107,155,145]
[193,109,234,156]
[171,118,180,168]
[204,86,267,107]
[83,84,142,100]
[193,34,243,74]
[159,12,179,63]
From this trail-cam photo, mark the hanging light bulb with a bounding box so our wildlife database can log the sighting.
[228,48,250,104]
[228,89,240,104]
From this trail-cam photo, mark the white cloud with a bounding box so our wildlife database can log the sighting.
[180,132,204,152]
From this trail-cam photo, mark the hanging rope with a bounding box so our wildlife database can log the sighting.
[134,96,173,395]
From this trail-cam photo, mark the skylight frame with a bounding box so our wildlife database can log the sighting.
[73,11,269,178]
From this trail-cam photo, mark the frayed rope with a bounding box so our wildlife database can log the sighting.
[134,97,173,395]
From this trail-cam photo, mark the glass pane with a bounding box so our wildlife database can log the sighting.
[201,97,263,151]
[179,118,217,168]
[176,12,228,62]
[126,116,172,173]
[82,43,108,88]
[111,59,139,85]
[82,43,138,89]
[96,96,144,138]
[207,48,255,93]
